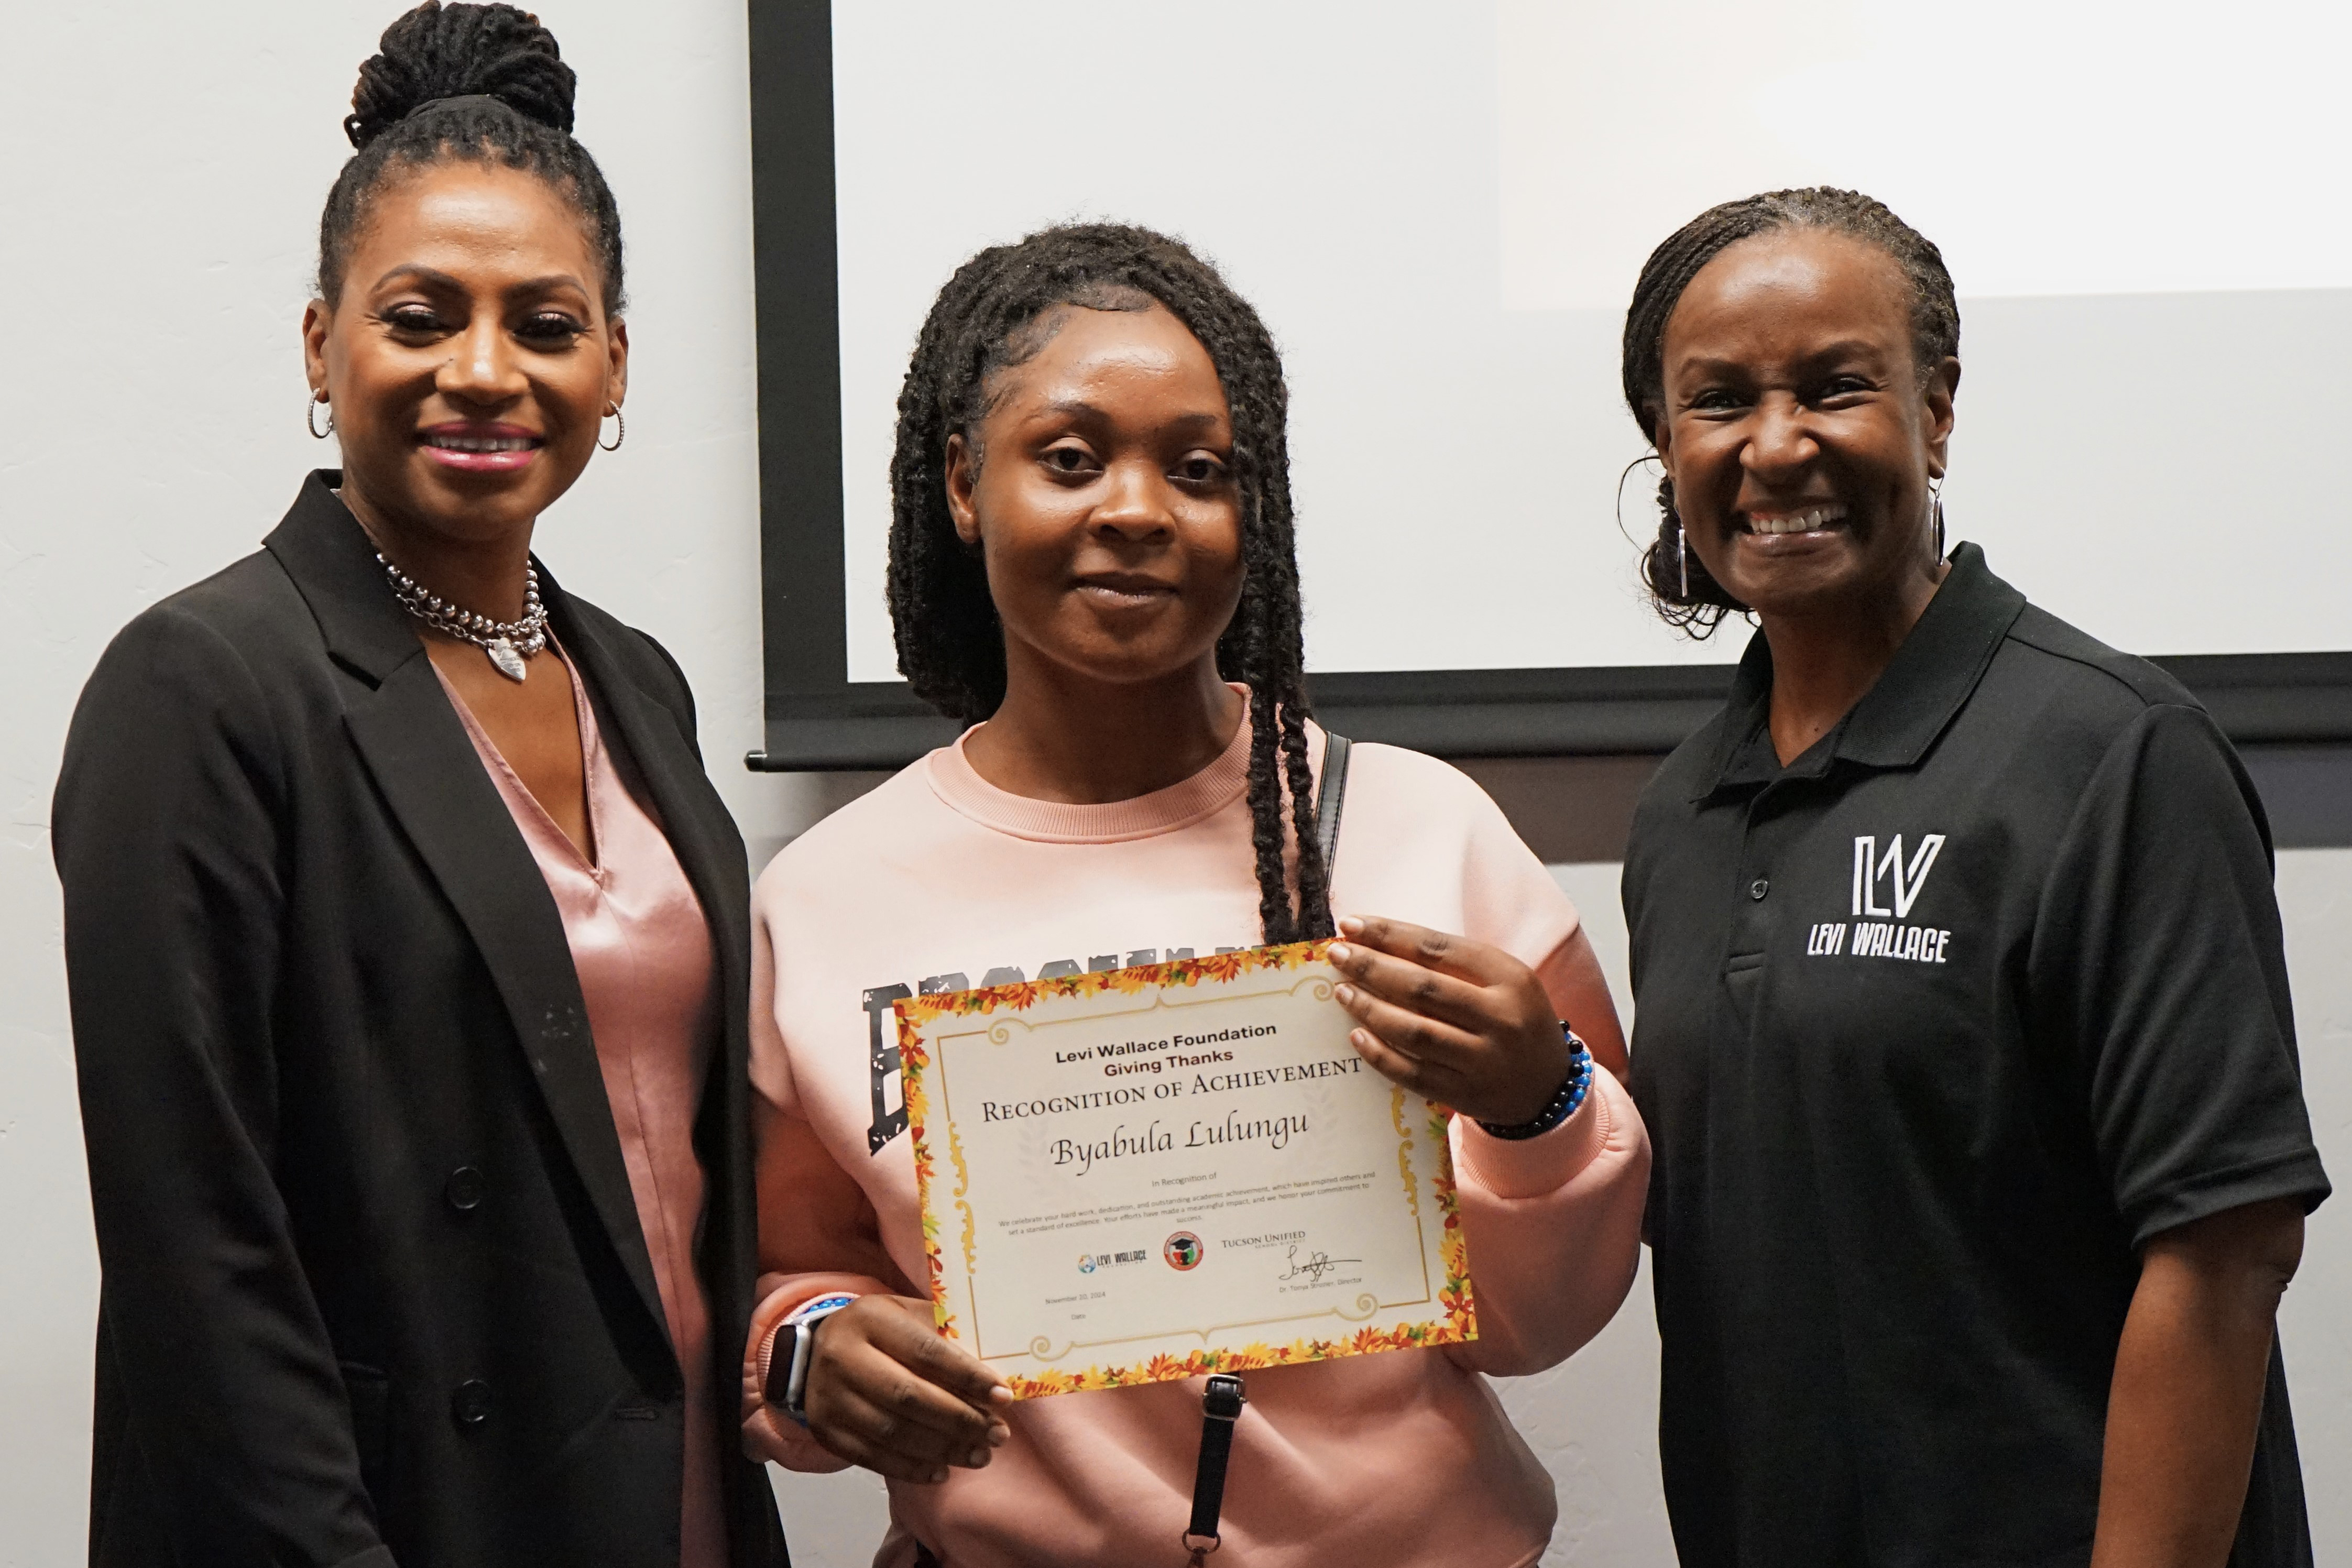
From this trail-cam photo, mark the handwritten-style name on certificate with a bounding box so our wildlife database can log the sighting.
[895,942,1475,1399]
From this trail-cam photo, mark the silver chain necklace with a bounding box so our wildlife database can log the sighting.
[375,551,548,682]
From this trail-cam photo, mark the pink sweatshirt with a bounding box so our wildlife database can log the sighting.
[740,716,1649,1568]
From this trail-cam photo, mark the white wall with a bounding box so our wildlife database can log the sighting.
[832,1,2352,681]
[2,5,2344,1567]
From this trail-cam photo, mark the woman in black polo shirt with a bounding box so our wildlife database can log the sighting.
[1616,187,2330,1567]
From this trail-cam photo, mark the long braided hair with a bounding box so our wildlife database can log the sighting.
[1620,187,1961,635]
[889,223,1333,946]
[318,2,625,315]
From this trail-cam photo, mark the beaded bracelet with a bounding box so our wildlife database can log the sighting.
[1476,1026,1595,1141]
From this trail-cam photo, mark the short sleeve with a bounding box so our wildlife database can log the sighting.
[2030,703,2329,1246]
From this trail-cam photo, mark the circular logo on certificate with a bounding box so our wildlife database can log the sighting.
[1078,1254,1097,1274]
[1163,1232,1204,1270]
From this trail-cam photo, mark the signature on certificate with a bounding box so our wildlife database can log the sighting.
[1277,1245,1362,1284]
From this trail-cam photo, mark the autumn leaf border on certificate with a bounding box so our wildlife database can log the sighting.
[892,940,1478,1399]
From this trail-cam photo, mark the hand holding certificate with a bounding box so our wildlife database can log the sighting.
[791,916,1576,1481]
[893,922,1574,1400]
[897,940,1467,1398]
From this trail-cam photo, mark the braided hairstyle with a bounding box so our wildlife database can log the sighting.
[1620,187,1960,635]
[318,2,623,315]
[889,223,1333,946]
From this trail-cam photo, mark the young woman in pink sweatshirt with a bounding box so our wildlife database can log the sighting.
[739,223,1650,1568]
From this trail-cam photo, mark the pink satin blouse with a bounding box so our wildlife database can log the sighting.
[438,654,727,1568]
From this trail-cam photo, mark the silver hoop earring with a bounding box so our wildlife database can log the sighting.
[308,394,333,440]
[1929,476,1947,562]
[598,406,625,452]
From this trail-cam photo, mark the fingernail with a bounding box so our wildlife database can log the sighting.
[929,1468,949,1484]
[1328,944,1352,964]
[968,1448,990,1467]
[1334,983,1356,1006]
[1351,1029,1369,1049]
[988,1423,1010,1446]
[988,1386,1015,1406]
[1339,916,1364,936]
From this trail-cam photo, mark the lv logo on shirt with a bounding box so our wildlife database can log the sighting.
[1803,832,1953,964]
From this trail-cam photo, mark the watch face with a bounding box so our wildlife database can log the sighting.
[782,1321,820,1420]
[767,1325,802,1407]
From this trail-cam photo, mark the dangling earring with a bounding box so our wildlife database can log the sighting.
[1929,476,1947,562]
[1676,514,1689,599]
[308,392,334,440]
[598,404,625,452]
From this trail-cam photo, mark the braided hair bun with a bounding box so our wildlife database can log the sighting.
[318,2,622,312]
[344,2,575,148]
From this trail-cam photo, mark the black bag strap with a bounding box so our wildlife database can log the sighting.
[1314,731,1352,880]
[1183,1374,1246,1561]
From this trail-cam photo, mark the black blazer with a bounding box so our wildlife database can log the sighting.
[53,474,790,1568]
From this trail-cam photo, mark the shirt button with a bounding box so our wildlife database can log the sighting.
[444,1167,485,1212]
[451,1379,493,1429]
[1749,878,1770,901]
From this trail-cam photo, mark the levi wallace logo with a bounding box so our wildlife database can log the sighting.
[1853,833,1943,919]
[1803,834,1953,964]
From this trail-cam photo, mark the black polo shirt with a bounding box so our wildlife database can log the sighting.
[1623,544,2331,1568]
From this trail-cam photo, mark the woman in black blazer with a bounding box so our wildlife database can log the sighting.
[52,7,786,1565]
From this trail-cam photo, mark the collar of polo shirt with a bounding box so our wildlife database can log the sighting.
[1694,543,2030,801]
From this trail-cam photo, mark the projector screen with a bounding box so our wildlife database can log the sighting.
[749,0,2352,767]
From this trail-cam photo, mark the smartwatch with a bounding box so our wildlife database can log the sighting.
[767,1293,858,1426]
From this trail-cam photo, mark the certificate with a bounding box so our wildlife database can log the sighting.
[894,941,1474,1399]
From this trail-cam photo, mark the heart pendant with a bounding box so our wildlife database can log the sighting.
[486,639,529,682]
